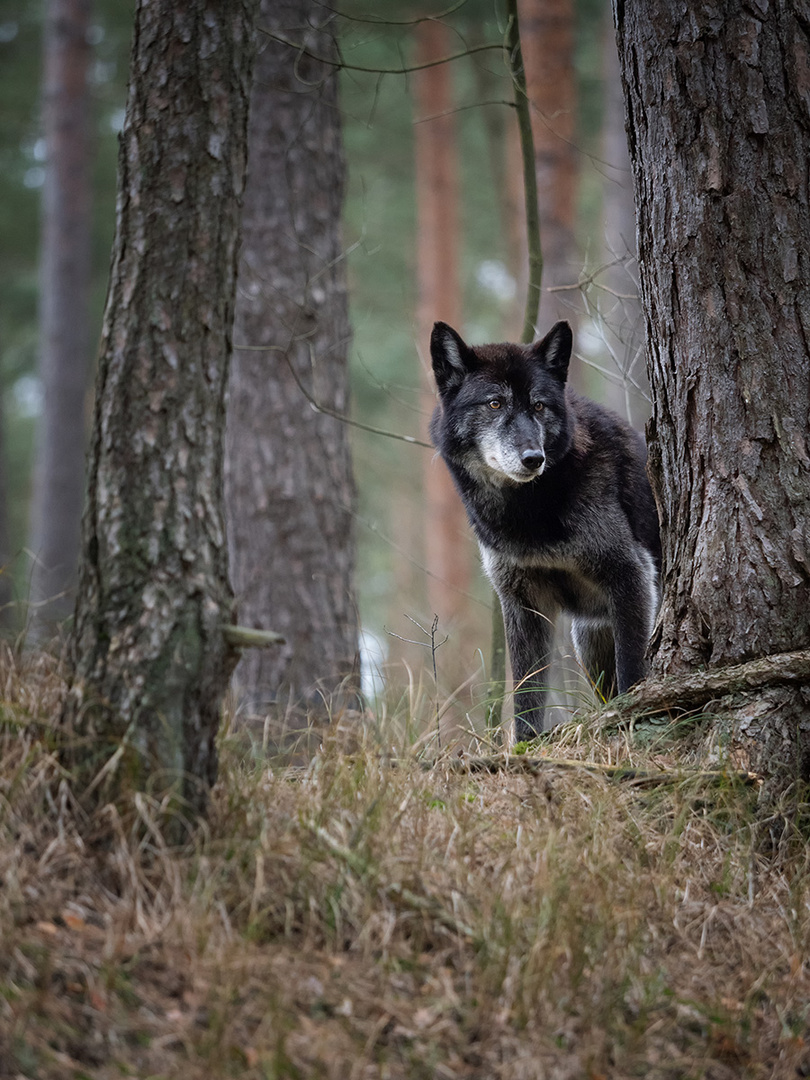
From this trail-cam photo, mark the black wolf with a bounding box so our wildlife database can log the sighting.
[429,320,661,742]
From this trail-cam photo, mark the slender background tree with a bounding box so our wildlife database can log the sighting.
[598,5,646,427]
[414,17,474,682]
[0,375,12,630]
[29,0,92,637]
[518,0,579,334]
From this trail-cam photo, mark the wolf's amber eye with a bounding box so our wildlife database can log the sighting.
[534,402,545,413]
[488,400,502,410]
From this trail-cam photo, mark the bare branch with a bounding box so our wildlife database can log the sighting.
[259,27,503,75]
[233,341,433,448]
[221,624,286,649]
[313,0,470,27]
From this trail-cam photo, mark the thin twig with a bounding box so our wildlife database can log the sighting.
[260,29,503,75]
[233,340,432,448]
[386,615,448,748]
[313,0,469,27]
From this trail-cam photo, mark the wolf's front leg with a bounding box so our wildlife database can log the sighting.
[609,551,659,694]
[500,592,556,743]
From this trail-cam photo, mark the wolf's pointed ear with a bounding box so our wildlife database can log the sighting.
[431,322,476,395]
[529,321,573,382]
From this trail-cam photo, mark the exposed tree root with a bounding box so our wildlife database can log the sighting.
[601,648,810,722]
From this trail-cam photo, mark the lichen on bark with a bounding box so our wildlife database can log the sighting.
[61,0,257,817]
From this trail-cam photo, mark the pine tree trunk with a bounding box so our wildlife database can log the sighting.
[414,19,473,648]
[615,0,810,781]
[62,0,256,815]
[599,8,646,427]
[225,0,358,723]
[30,0,92,636]
[518,0,579,332]
[0,382,12,631]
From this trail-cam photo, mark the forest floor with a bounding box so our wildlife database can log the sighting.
[1,648,810,1079]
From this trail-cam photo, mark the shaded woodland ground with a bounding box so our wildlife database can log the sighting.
[2,648,809,1079]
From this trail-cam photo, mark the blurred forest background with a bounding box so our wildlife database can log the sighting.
[0,0,647,722]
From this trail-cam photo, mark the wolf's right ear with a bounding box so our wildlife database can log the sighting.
[430,322,476,395]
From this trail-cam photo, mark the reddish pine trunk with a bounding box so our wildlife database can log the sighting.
[30,0,92,636]
[0,384,12,630]
[414,20,473,645]
[599,9,646,427]
[518,0,579,332]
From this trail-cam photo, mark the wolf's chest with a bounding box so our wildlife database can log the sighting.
[467,483,572,554]
[479,538,610,618]
[472,484,611,617]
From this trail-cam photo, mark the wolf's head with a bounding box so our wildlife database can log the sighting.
[429,321,575,486]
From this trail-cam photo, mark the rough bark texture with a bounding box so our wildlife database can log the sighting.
[615,0,810,780]
[518,0,579,331]
[225,0,358,719]
[30,0,92,635]
[62,0,256,814]
[415,19,472,641]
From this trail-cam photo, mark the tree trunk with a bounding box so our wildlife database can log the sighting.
[225,0,358,724]
[599,8,646,428]
[517,0,579,332]
[414,19,473,649]
[30,0,92,637]
[615,0,810,782]
[503,121,530,342]
[62,0,256,816]
[0,381,13,631]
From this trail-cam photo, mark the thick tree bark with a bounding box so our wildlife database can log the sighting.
[414,19,473,646]
[62,0,256,815]
[30,0,92,636]
[226,0,358,720]
[615,0,810,781]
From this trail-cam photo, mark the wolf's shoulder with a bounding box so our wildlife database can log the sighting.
[564,389,646,465]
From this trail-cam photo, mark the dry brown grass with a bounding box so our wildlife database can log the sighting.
[1,648,810,1079]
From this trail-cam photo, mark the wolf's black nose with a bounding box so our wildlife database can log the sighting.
[521,449,545,470]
